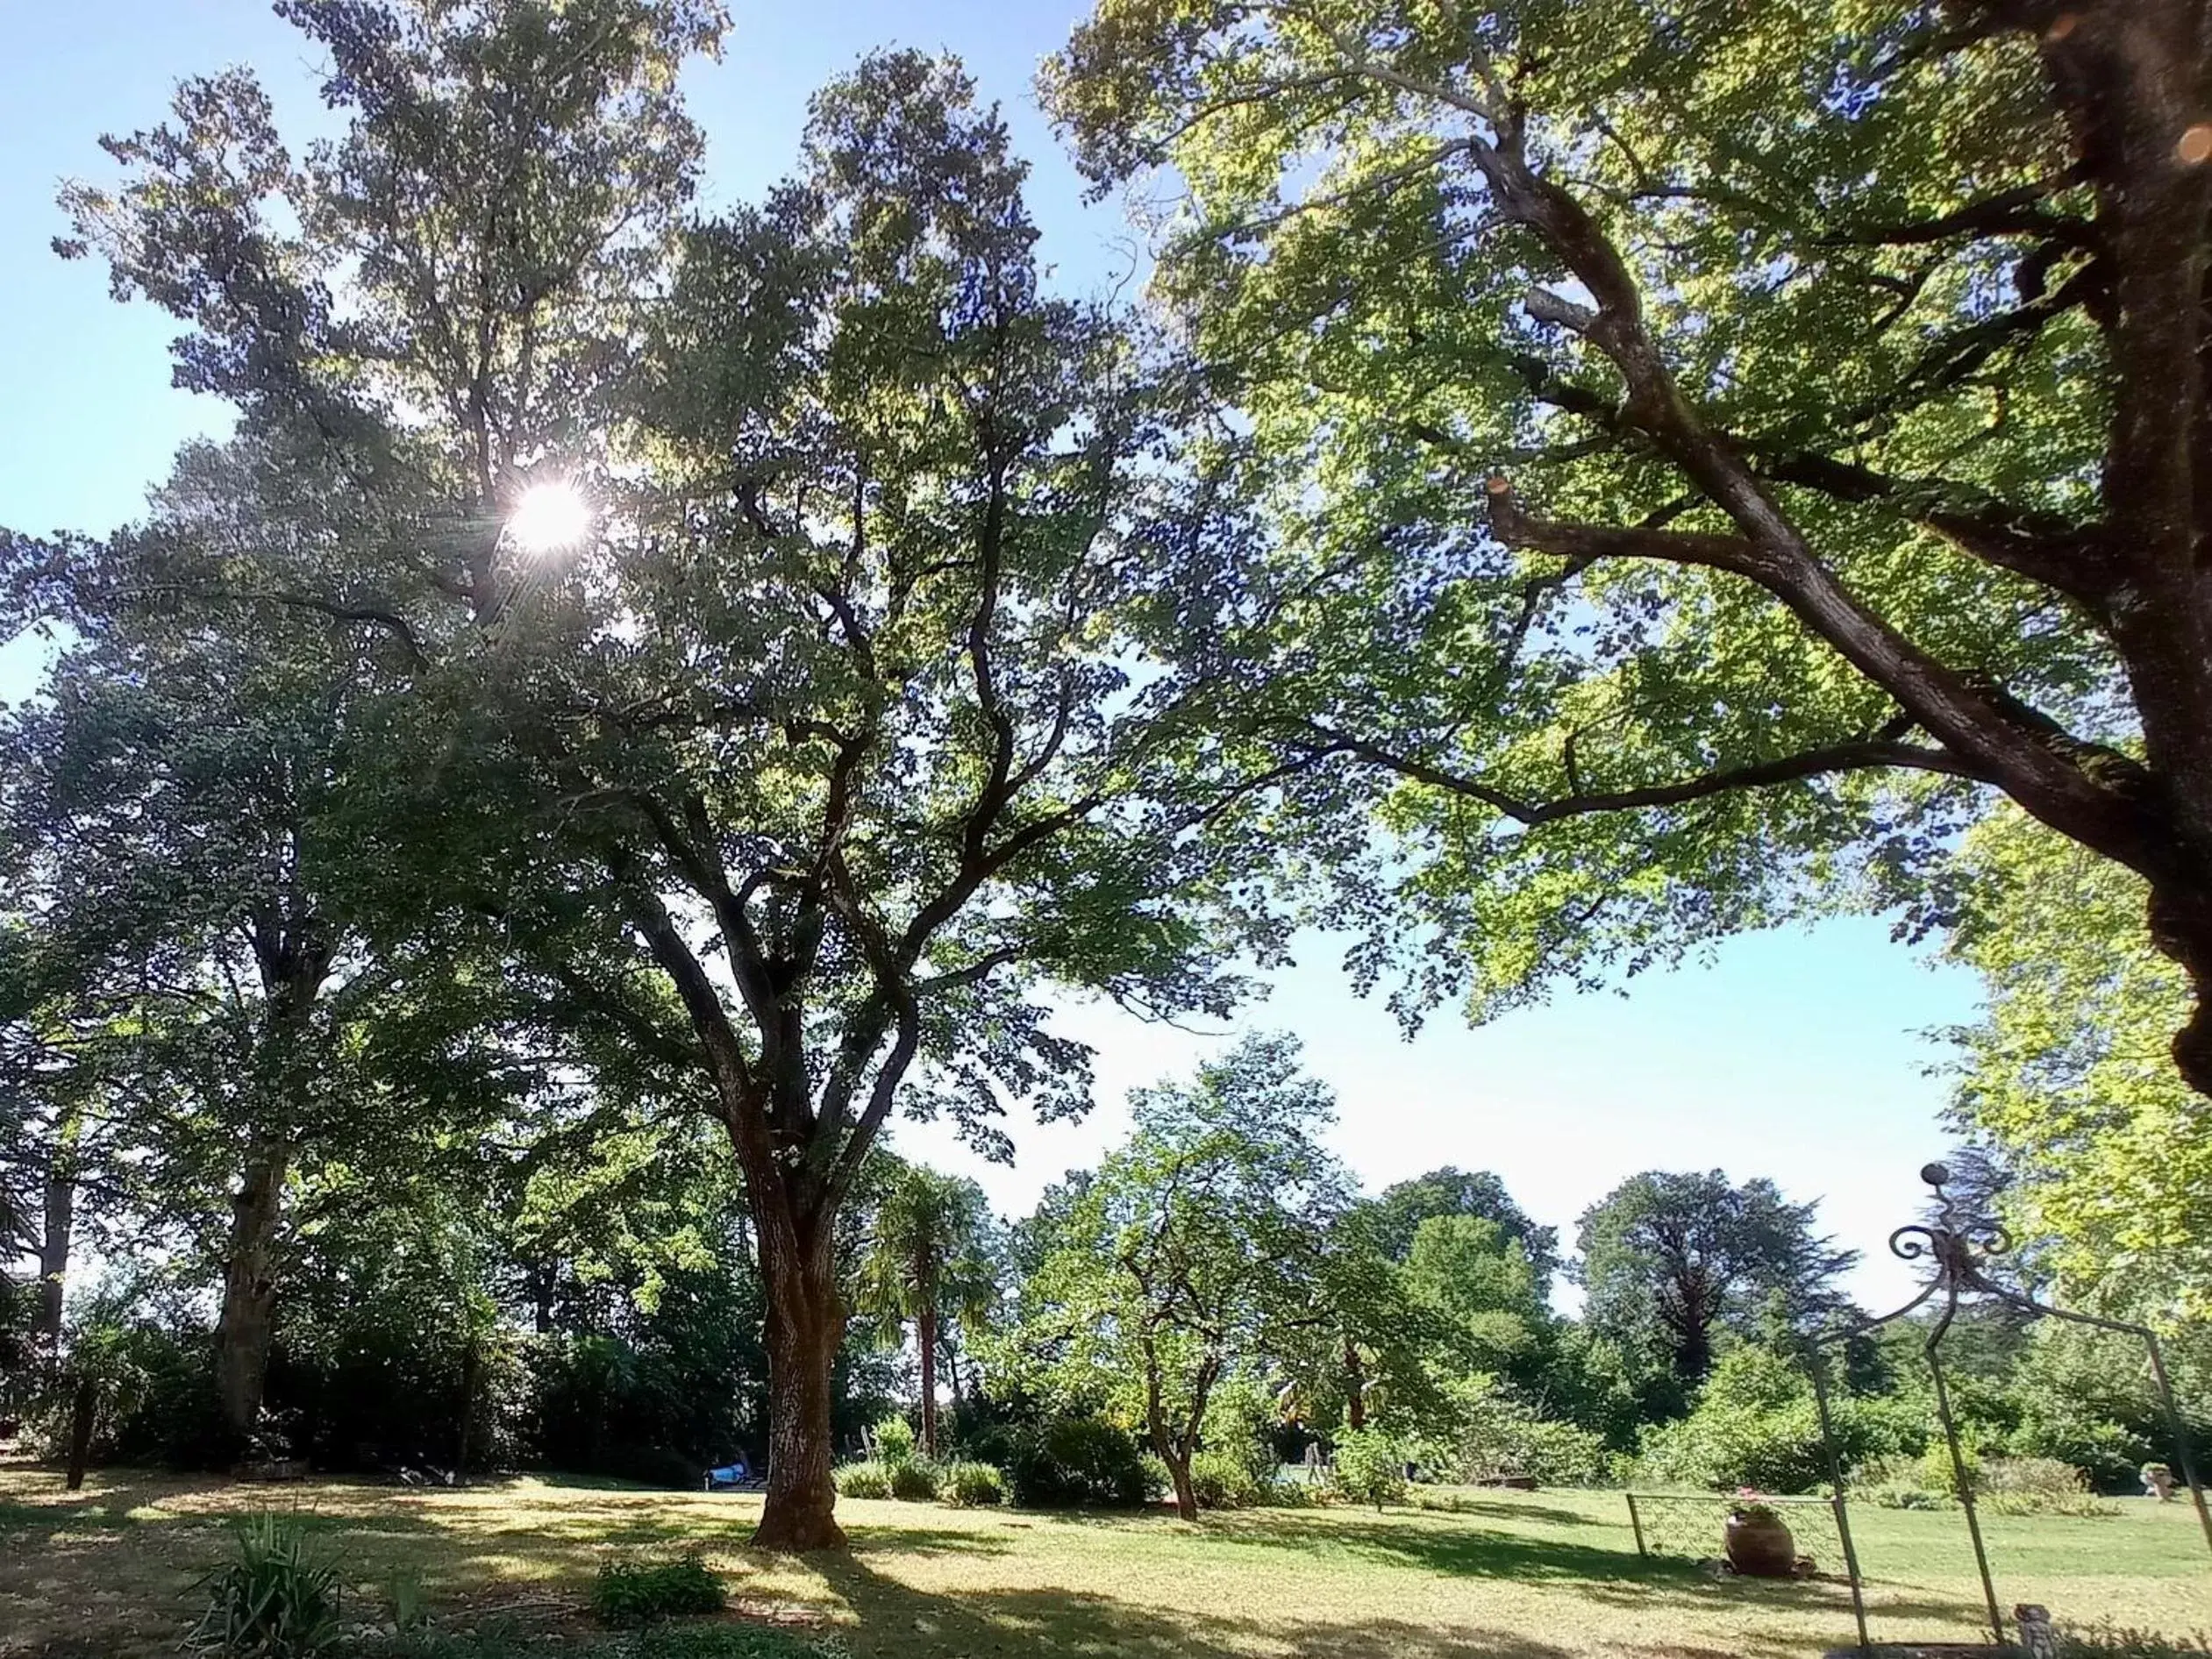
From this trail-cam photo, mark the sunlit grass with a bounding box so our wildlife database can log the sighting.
[1,1465,2207,1658]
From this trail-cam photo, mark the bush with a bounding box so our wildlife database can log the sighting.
[1332,1427,1410,1510]
[188,1513,345,1659]
[1198,1376,1281,1488]
[887,1458,940,1501]
[1189,1447,1264,1510]
[1004,1417,1154,1508]
[832,1460,891,1499]
[1417,1375,1609,1487]
[1637,1348,1915,1494]
[2054,1627,2212,1659]
[872,1415,917,1465]
[938,1460,1007,1506]
[1980,1456,2116,1517]
[1138,1452,1173,1503]
[589,1555,726,1629]
[1858,1455,1950,1510]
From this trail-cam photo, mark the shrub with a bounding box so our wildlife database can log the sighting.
[1637,1347,1915,1493]
[1189,1447,1264,1510]
[2054,1626,2212,1659]
[872,1415,917,1465]
[1137,1452,1173,1503]
[1981,1455,2090,1499]
[188,1513,345,1659]
[831,1461,891,1499]
[1857,1456,1950,1509]
[938,1460,1007,1506]
[1004,1417,1153,1508]
[589,1555,726,1628]
[1981,1456,2115,1517]
[1198,1376,1281,1488]
[887,1458,940,1501]
[1332,1427,1409,1511]
[1417,1376,1609,1487]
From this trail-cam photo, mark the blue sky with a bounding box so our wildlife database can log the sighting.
[0,1,1984,1309]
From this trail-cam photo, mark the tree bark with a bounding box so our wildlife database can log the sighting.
[1344,1338,1366,1431]
[753,1208,846,1550]
[64,1373,96,1492]
[917,1299,939,1461]
[214,1141,289,1454]
[36,1161,74,1362]
[453,1335,481,1485]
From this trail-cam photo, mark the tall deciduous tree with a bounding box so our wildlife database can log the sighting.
[1007,1036,1350,1520]
[1047,0,2212,1100]
[1363,1168,1560,1285]
[28,11,1292,1543]
[854,1162,998,1459]
[1575,1170,1857,1384]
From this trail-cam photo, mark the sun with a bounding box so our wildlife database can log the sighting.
[505,480,594,553]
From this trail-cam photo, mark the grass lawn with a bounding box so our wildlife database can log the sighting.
[2,1465,2207,1659]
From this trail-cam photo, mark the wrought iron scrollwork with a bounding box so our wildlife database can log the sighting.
[1808,1163,2212,1655]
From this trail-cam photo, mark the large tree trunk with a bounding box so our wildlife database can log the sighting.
[917,1299,939,1460]
[63,1373,96,1492]
[2150,884,2212,1099]
[1344,1338,1366,1431]
[215,1141,288,1453]
[36,1161,74,1361]
[753,1207,846,1551]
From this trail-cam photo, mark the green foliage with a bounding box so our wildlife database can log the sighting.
[1188,1448,1265,1510]
[1946,808,2212,1314]
[1637,1348,1913,1494]
[1578,1173,1855,1384]
[1361,1170,1560,1283]
[871,1416,917,1467]
[1000,1417,1156,1508]
[1331,1427,1409,1511]
[886,1459,940,1502]
[2055,1628,2212,1659]
[187,1513,344,1659]
[588,1555,726,1629]
[1402,1215,1548,1376]
[832,1462,892,1500]
[1198,1374,1284,1487]
[1040,0,2183,1091]
[1980,1456,2116,1519]
[1416,1374,1606,1487]
[998,1037,1350,1514]
[936,1460,1007,1507]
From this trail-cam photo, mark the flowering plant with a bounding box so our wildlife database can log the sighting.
[1730,1486,1779,1521]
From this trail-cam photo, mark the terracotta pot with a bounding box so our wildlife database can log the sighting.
[1723,1511,1796,1577]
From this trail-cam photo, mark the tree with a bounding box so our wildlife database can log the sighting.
[1576,1171,1856,1384]
[1363,1168,1559,1285]
[1401,1214,1548,1378]
[1046,0,2212,1100]
[1944,806,2212,1315]
[29,13,1295,1545]
[1006,1036,1349,1520]
[854,1162,999,1459]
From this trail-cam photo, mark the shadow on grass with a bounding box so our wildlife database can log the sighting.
[1410,1493,1609,1528]
[812,1549,1588,1659]
[1200,1508,1692,1586]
